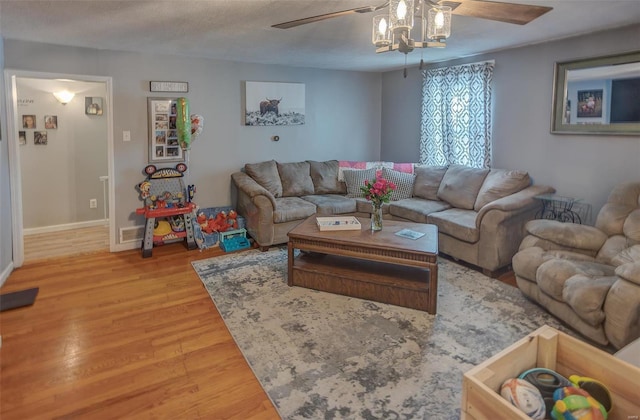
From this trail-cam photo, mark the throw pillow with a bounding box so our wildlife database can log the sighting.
[308,160,344,194]
[413,165,448,201]
[473,169,531,211]
[277,161,315,197]
[244,160,283,197]
[381,167,415,201]
[343,168,377,198]
[437,164,490,210]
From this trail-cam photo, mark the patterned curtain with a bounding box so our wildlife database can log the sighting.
[419,62,494,168]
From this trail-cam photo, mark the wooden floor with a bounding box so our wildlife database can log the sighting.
[1,242,517,419]
[24,225,109,263]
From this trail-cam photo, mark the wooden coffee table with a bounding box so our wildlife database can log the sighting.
[287,216,439,313]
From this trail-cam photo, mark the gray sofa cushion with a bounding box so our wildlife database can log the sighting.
[388,198,451,223]
[308,160,345,194]
[473,169,531,211]
[301,194,357,215]
[413,165,448,200]
[427,208,480,242]
[437,164,490,210]
[277,161,315,197]
[381,167,415,201]
[245,160,283,198]
[273,197,317,223]
[343,168,377,198]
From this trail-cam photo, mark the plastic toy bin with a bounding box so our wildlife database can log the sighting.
[193,206,246,250]
[461,325,640,420]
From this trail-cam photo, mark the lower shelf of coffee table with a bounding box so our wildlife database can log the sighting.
[290,252,433,312]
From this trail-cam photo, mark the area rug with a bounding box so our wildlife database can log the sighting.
[192,248,570,419]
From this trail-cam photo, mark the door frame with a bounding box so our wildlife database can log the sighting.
[4,69,115,267]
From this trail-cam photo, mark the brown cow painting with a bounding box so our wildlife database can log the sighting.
[244,81,305,126]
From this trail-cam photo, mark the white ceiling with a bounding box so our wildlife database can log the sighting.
[1,0,639,72]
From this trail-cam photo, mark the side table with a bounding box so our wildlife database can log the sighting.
[534,193,591,224]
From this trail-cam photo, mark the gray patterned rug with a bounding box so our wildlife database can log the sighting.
[192,248,570,419]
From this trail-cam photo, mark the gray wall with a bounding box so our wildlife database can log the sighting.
[17,80,108,228]
[1,37,13,280]
[381,24,640,216]
[3,40,382,245]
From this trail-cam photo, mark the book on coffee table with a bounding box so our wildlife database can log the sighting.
[316,216,362,231]
[395,228,425,240]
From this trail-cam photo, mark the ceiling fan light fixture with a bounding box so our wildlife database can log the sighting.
[390,0,414,32]
[372,15,391,47]
[424,4,451,41]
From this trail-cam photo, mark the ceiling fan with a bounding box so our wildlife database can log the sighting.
[272,0,553,29]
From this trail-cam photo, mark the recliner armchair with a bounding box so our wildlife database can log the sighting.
[512,182,640,349]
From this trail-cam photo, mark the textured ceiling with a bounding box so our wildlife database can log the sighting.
[1,0,639,72]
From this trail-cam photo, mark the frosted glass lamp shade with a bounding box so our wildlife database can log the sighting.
[389,0,414,32]
[53,90,75,104]
[372,15,392,47]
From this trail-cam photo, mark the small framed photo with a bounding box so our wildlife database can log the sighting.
[85,97,104,115]
[34,131,48,145]
[44,115,58,129]
[22,115,36,129]
[147,97,183,163]
[19,131,27,145]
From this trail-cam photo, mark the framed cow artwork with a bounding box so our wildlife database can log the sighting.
[243,81,305,126]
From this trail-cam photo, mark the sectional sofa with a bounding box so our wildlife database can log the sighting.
[231,159,554,275]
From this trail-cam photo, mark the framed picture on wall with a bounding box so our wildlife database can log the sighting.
[22,114,36,129]
[147,97,184,163]
[243,81,305,126]
[577,90,603,118]
[85,97,104,115]
[44,115,58,129]
[19,131,27,145]
[34,131,48,145]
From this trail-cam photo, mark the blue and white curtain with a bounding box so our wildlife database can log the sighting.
[419,62,494,168]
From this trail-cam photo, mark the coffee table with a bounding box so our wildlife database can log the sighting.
[287,216,439,314]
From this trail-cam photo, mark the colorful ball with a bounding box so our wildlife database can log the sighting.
[500,378,547,420]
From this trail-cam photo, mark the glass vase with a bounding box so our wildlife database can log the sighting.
[371,203,383,231]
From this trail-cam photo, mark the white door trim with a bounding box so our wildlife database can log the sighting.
[4,69,116,268]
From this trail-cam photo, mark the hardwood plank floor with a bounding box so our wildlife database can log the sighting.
[1,243,279,420]
[1,242,517,419]
[23,225,109,263]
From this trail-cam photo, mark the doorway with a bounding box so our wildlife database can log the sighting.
[4,70,115,267]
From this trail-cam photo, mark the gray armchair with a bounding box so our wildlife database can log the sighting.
[512,182,640,349]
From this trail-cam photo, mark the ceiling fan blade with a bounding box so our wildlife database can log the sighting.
[272,3,388,29]
[448,0,552,25]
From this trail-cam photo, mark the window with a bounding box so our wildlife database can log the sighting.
[420,61,494,168]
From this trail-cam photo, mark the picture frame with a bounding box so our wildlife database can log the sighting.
[34,131,48,145]
[150,81,189,93]
[243,81,305,126]
[19,131,27,145]
[550,50,640,135]
[22,114,36,129]
[147,97,184,163]
[44,115,58,129]
[85,97,103,115]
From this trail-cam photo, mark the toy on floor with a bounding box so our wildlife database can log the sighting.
[219,228,251,252]
[135,164,197,257]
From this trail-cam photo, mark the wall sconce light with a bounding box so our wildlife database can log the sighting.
[53,90,75,105]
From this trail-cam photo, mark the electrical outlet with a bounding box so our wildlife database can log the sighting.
[90,199,98,209]
[123,130,131,142]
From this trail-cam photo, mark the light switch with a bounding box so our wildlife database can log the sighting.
[123,130,131,142]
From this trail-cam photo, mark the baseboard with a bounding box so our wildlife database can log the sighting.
[24,219,109,236]
[0,262,15,288]
[112,241,142,252]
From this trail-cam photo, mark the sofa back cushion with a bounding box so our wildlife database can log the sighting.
[277,161,315,197]
[343,168,377,198]
[595,182,640,237]
[308,160,345,194]
[473,168,531,211]
[437,164,490,210]
[413,165,448,201]
[245,160,283,197]
[381,167,415,201]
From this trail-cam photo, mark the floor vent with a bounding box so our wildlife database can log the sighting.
[120,225,145,243]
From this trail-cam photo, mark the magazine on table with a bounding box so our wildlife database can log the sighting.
[395,228,425,240]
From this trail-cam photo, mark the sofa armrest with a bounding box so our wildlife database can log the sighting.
[477,185,554,217]
[524,219,608,252]
[231,171,277,209]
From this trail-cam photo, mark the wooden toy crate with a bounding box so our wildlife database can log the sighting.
[461,325,640,420]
